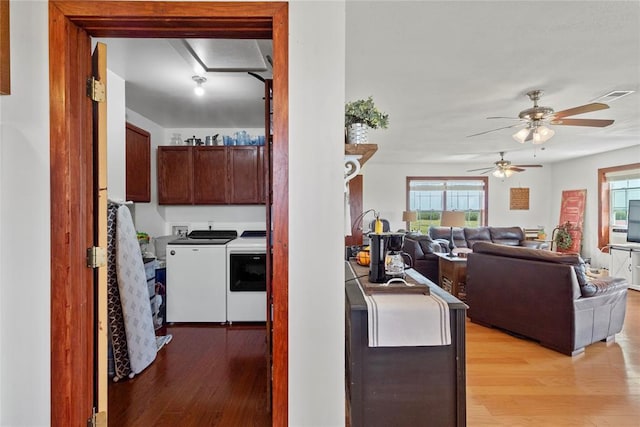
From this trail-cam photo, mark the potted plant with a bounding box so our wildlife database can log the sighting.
[554,221,574,251]
[537,227,547,240]
[345,96,389,144]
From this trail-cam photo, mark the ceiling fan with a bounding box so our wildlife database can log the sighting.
[467,89,615,144]
[467,152,542,178]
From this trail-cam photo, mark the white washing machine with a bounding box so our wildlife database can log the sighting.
[226,231,267,322]
[166,230,237,323]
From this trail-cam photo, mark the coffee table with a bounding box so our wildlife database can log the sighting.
[435,252,468,302]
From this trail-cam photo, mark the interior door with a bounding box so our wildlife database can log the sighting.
[264,78,273,408]
[91,42,109,426]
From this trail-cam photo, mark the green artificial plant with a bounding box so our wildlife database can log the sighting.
[554,221,573,250]
[345,96,390,129]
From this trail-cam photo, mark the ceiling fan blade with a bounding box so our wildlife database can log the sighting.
[513,164,543,168]
[507,167,525,172]
[486,116,521,120]
[467,123,523,137]
[552,102,609,119]
[466,167,495,173]
[551,118,614,127]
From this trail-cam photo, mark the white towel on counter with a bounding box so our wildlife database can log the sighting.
[359,283,451,347]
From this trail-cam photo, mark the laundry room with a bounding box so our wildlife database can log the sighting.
[100,36,273,425]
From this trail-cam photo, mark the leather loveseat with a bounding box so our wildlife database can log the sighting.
[466,242,628,356]
[403,226,546,283]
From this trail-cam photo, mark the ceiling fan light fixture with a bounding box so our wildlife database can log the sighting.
[512,127,531,144]
[532,125,554,144]
[492,168,514,179]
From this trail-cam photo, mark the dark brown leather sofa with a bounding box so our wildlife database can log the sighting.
[466,242,628,356]
[403,226,546,283]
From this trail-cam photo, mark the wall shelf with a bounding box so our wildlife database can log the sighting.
[345,143,378,167]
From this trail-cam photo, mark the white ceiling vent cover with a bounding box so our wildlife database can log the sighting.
[593,90,635,103]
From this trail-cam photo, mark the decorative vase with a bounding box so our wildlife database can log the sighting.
[346,123,368,144]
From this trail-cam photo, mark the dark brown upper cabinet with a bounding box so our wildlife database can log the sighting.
[157,146,193,204]
[125,123,151,202]
[229,146,259,204]
[193,146,228,204]
[157,145,264,205]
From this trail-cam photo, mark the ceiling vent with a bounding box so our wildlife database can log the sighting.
[592,90,635,103]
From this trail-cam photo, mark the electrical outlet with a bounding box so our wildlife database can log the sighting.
[173,225,188,237]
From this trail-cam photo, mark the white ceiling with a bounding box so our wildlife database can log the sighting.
[96,38,273,129]
[99,1,640,167]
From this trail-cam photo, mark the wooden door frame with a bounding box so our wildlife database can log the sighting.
[49,2,289,426]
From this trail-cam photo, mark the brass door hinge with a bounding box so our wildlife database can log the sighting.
[87,409,106,427]
[86,77,106,102]
[87,246,107,268]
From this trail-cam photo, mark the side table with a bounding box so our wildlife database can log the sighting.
[435,252,468,301]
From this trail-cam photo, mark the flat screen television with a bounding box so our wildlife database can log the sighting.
[627,200,640,243]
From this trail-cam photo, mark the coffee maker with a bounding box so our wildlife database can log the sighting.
[369,232,406,283]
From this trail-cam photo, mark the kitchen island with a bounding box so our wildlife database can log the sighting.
[345,261,467,427]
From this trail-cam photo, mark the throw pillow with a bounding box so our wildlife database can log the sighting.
[574,257,597,297]
[415,235,438,254]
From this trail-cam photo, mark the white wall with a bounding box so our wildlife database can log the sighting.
[0,89,2,421]
[0,1,50,425]
[363,162,554,233]
[289,1,346,425]
[107,70,126,202]
[550,145,640,267]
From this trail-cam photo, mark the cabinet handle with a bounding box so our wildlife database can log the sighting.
[170,250,175,256]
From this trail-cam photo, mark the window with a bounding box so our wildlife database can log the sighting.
[610,177,640,228]
[597,163,640,248]
[406,177,488,233]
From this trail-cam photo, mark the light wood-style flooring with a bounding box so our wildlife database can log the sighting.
[467,289,640,426]
[109,291,640,426]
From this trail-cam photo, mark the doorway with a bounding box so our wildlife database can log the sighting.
[49,2,289,426]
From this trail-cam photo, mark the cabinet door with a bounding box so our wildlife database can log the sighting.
[125,123,151,202]
[610,248,633,284]
[229,146,259,204]
[157,146,193,204]
[258,145,267,204]
[193,147,228,204]
[632,251,640,289]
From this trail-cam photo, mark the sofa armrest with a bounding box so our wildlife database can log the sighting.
[433,239,448,253]
[522,240,549,250]
[582,276,628,297]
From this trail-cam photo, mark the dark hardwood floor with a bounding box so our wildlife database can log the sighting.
[108,324,270,427]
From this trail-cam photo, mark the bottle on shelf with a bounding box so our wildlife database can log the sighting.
[374,214,383,234]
